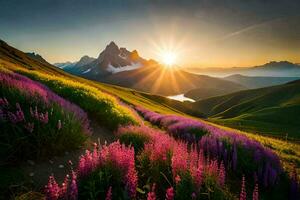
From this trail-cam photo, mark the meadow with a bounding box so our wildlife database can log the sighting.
[0,69,89,162]
[0,60,299,199]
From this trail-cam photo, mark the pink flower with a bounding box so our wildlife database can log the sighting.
[240,175,247,200]
[24,122,34,133]
[252,183,259,200]
[105,186,112,200]
[165,187,174,200]
[60,174,69,198]
[15,103,25,122]
[171,144,189,177]
[218,161,226,187]
[147,184,156,200]
[45,175,60,200]
[126,167,138,198]
[76,141,137,198]
[175,175,181,185]
[68,171,78,200]
[191,192,197,199]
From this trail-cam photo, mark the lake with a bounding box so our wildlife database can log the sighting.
[167,94,195,102]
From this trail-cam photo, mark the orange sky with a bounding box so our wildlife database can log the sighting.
[1,0,299,68]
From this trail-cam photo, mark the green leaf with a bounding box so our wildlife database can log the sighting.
[136,187,146,194]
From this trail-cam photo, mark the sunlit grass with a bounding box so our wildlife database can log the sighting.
[1,66,139,129]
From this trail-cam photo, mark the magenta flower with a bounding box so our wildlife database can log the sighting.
[68,171,78,200]
[147,184,156,200]
[135,106,282,188]
[175,175,181,185]
[240,175,247,200]
[165,187,174,200]
[218,161,226,187]
[105,186,112,200]
[24,122,34,133]
[60,174,69,198]
[252,183,259,200]
[0,71,90,134]
[45,175,60,200]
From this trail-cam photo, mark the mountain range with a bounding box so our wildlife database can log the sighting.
[54,42,149,76]
[186,61,300,77]
[53,41,245,96]
[223,74,300,89]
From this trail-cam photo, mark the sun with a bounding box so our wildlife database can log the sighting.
[148,35,186,67]
[162,51,177,66]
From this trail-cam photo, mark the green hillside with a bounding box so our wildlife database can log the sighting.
[191,81,300,139]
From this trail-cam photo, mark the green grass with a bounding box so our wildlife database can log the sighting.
[191,81,300,139]
[15,68,139,130]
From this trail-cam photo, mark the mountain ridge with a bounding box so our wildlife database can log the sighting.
[55,41,245,97]
[223,74,300,89]
[185,61,300,77]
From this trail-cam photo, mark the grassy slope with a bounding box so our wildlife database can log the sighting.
[191,82,300,139]
[1,39,299,175]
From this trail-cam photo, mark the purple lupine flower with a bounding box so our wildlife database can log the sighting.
[135,106,282,189]
[68,171,78,200]
[232,142,237,171]
[289,167,299,200]
[0,71,90,134]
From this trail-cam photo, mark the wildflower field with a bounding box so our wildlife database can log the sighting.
[0,64,299,199]
[0,69,90,162]
[43,107,299,200]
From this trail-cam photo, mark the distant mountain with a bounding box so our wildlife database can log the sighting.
[26,52,49,65]
[74,55,95,68]
[223,74,300,89]
[186,61,300,77]
[102,66,245,96]
[58,41,245,96]
[54,61,76,69]
[53,55,95,70]
[65,41,148,77]
[191,80,300,138]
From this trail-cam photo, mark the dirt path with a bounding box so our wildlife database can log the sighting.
[21,118,115,190]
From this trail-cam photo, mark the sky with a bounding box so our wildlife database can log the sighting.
[0,0,300,67]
